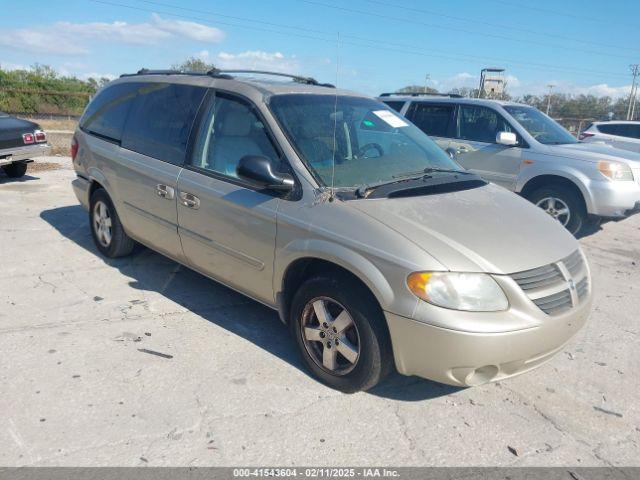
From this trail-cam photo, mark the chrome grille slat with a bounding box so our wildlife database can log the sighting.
[540,303,573,315]
[510,249,588,316]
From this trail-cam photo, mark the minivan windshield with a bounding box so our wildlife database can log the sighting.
[504,105,578,145]
[269,94,464,188]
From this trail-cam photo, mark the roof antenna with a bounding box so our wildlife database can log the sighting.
[329,31,340,202]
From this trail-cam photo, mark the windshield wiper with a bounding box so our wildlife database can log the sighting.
[392,167,470,178]
[356,168,471,198]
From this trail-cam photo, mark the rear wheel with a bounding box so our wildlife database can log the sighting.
[2,161,28,178]
[527,185,587,236]
[89,188,135,258]
[290,274,392,393]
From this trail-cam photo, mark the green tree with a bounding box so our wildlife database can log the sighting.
[171,57,216,73]
[397,85,438,94]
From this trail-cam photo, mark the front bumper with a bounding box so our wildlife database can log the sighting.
[385,291,592,387]
[587,176,640,218]
[0,143,51,166]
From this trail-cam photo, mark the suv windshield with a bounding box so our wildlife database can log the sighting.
[504,105,577,145]
[269,94,463,188]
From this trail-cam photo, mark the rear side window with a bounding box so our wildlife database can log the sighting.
[80,83,139,142]
[406,103,455,137]
[598,123,640,139]
[382,100,405,113]
[122,83,207,165]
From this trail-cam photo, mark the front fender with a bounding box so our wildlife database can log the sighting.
[517,166,595,214]
[275,238,407,314]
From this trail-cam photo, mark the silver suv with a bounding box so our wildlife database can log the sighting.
[580,121,640,153]
[380,94,640,236]
[71,71,591,392]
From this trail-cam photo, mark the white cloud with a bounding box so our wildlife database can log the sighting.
[0,14,224,56]
[508,80,632,98]
[150,13,224,43]
[430,72,479,92]
[215,50,299,73]
[0,62,29,71]
[79,72,118,81]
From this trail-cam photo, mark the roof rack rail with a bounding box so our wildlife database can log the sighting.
[211,70,335,87]
[379,92,463,98]
[120,68,233,78]
[119,68,335,87]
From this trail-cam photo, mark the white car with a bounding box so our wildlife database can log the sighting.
[580,121,640,153]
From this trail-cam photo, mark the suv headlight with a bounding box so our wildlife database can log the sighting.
[407,272,508,312]
[598,161,633,181]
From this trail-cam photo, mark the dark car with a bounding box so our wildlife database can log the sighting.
[0,112,51,178]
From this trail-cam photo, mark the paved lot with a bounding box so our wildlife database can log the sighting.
[1,158,639,466]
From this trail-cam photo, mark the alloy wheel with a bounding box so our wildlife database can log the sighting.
[536,196,571,226]
[300,297,360,375]
[93,200,113,247]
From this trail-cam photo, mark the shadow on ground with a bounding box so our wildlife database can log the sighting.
[0,173,40,184]
[41,204,460,401]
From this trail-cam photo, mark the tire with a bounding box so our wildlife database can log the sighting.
[527,185,587,236]
[2,161,28,178]
[289,273,393,393]
[89,188,135,258]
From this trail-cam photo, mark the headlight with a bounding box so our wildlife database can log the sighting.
[407,272,508,312]
[598,161,633,181]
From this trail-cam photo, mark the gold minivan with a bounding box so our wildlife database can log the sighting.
[72,70,592,392]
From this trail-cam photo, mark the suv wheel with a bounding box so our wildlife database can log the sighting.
[290,274,392,393]
[2,161,28,178]
[90,188,135,258]
[528,186,586,236]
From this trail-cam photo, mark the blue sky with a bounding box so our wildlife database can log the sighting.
[1,0,638,97]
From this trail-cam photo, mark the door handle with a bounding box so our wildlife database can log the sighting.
[179,192,200,209]
[457,145,469,153]
[156,184,175,200]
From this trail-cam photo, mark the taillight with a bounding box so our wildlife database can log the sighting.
[35,130,47,143]
[71,135,79,161]
[23,133,35,144]
[579,132,595,140]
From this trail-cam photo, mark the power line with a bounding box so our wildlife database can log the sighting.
[486,0,638,30]
[91,0,630,81]
[299,0,634,60]
[129,0,630,78]
[363,0,640,55]
[341,34,628,79]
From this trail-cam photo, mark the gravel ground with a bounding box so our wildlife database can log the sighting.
[1,157,638,466]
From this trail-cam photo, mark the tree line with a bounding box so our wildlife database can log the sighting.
[0,64,634,123]
[398,84,634,121]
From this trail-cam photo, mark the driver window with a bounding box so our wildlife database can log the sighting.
[458,105,513,144]
[191,93,279,178]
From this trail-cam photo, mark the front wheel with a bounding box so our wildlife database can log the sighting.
[527,186,587,236]
[290,274,393,393]
[2,161,28,178]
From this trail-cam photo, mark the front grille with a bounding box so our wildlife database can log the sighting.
[511,249,589,316]
[533,289,573,315]
[510,264,564,292]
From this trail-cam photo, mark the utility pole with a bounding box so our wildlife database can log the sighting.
[627,64,639,120]
[546,84,555,115]
[424,74,430,93]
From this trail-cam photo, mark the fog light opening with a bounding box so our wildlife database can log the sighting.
[465,365,499,386]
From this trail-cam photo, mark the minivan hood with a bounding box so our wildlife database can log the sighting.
[548,142,640,167]
[349,183,578,275]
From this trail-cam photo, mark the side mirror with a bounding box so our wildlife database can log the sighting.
[237,155,294,192]
[445,147,458,159]
[496,131,518,146]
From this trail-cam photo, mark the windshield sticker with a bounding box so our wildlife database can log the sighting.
[373,110,408,128]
